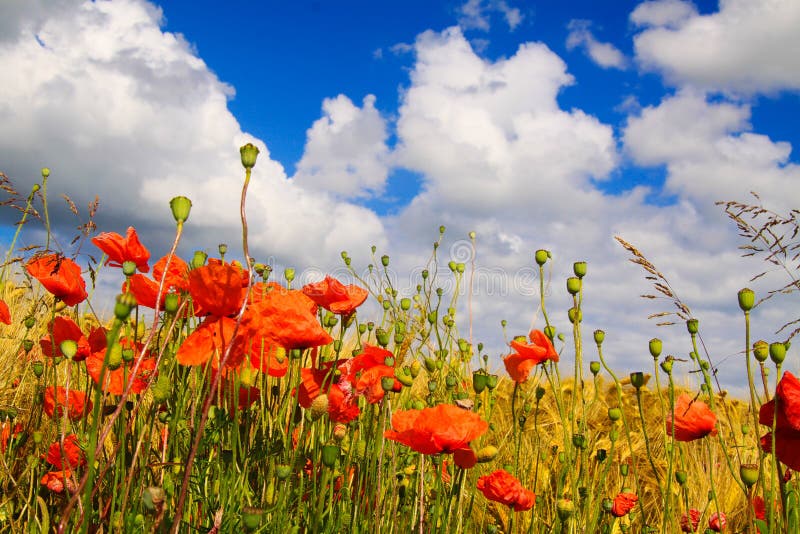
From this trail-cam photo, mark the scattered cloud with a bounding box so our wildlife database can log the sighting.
[566,19,627,70]
[632,0,800,93]
[629,0,697,29]
[293,94,390,200]
[457,0,523,32]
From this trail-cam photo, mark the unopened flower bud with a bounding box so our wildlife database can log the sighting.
[114,293,137,320]
[686,318,699,335]
[566,277,581,295]
[608,408,622,421]
[191,250,207,268]
[169,196,192,224]
[738,288,755,312]
[593,329,605,345]
[590,361,601,375]
[753,340,769,362]
[239,143,260,170]
[770,342,787,364]
[535,249,549,266]
[649,338,662,359]
[309,394,329,421]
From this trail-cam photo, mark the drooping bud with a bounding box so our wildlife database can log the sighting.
[321,445,339,468]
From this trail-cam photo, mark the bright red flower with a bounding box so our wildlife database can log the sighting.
[759,371,800,470]
[0,421,23,453]
[26,254,87,306]
[44,434,86,469]
[92,226,150,273]
[348,344,401,403]
[753,495,765,521]
[297,363,360,423]
[39,316,91,361]
[125,255,190,310]
[503,329,559,383]
[666,393,717,441]
[384,404,488,455]
[453,446,477,469]
[41,470,75,493]
[476,469,535,511]
[189,261,247,317]
[84,327,156,395]
[611,492,638,517]
[680,509,701,532]
[242,286,333,350]
[302,276,368,315]
[0,298,10,325]
[43,386,91,421]
[176,316,247,369]
[708,511,726,532]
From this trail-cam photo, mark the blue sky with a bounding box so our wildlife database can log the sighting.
[1,0,799,389]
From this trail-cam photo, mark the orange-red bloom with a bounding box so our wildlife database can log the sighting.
[26,254,87,306]
[759,371,800,470]
[666,393,717,441]
[189,261,247,317]
[84,327,156,395]
[348,344,401,403]
[503,329,558,383]
[176,316,247,369]
[0,421,23,453]
[92,226,150,273]
[708,512,726,532]
[43,386,91,421]
[680,509,701,532]
[302,275,368,315]
[0,298,10,325]
[476,469,535,511]
[41,470,75,493]
[125,255,190,310]
[384,404,488,455]
[611,492,638,517]
[44,434,86,469]
[297,363,360,423]
[39,316,91,361]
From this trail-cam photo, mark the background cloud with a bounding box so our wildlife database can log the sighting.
[566,19,627,69]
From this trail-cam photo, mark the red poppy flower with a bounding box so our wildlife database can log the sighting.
[348,344,401,403]
[503,329,559,383]
[759,371,800,470]
[297,363,360,423]
[666,393,717,441]
[189,261,247,317]
[39,316,91,361]
[708,511,726,532]
[176,316,247,369]
[41,470,75,493]
[753,496,765,520]
[26,254,87,306]
[680,509,701,532]
[611,492,638,517]
[44,434,86,469]
[43,386,92,421]
[302,276,368,315]
[125,255,190,310]
[92,226,150,273]
[0,298,10,325]
[0,421,23,453]
[453,446,477,469]
[242,286,333,350]
[384,404,488,455]
[476,469,535,511]
[84,327,156,395]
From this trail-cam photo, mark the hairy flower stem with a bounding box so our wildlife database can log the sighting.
[171,166,255,533]
[1,184,36,281]
[635,387,663,493]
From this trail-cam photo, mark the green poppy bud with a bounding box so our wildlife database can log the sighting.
[239,143,260,170]
[593,330,605,345]
[649,338,662,358]
[381,255,390,267]
[191,250,207,268]
[487,374,499,389]
[738,288,755,312]
[473,371,488,393]
[568,307,582,324]
[535,249,549,267]
[114,292,137,321]
[753,340,769,362]
[629,371,645,390]
[276,465,292,480]
[556,499,575,520]
[740,464,759,488]
[41,167,51,179]
[590,361,601,375]
[566,277,581,295]
[660,356,674,374]
[675,470,687,485]
[32,360,44,377]
[400,298,411,311]
[686,318,699,334]
[608,407,622,421]
[241,507,263,531]
[620,464,629,476]
[24,316,36,329]
[770,342,787,364]
[122,260,137,277]
[381,376,396,392]
[573,261,587,279]
[169,196,192,224]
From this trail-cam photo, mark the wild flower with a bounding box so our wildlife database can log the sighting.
[666,393,717,441]
[84,327,156,395]
[384,404,488,455]
[26,254,87,306]
[92,226,150,273]
[476,469,535,511]
[39,316,91,361]
[43,434,86,469]
[43,386,91,421]
[610,492,638,517]
[759,371,800,470]
[503,329,558,383]
[680,509,701,532]
[0,298,10,324]
[302,275,368,316]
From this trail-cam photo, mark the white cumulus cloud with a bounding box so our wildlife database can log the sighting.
[566,20,627,70]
